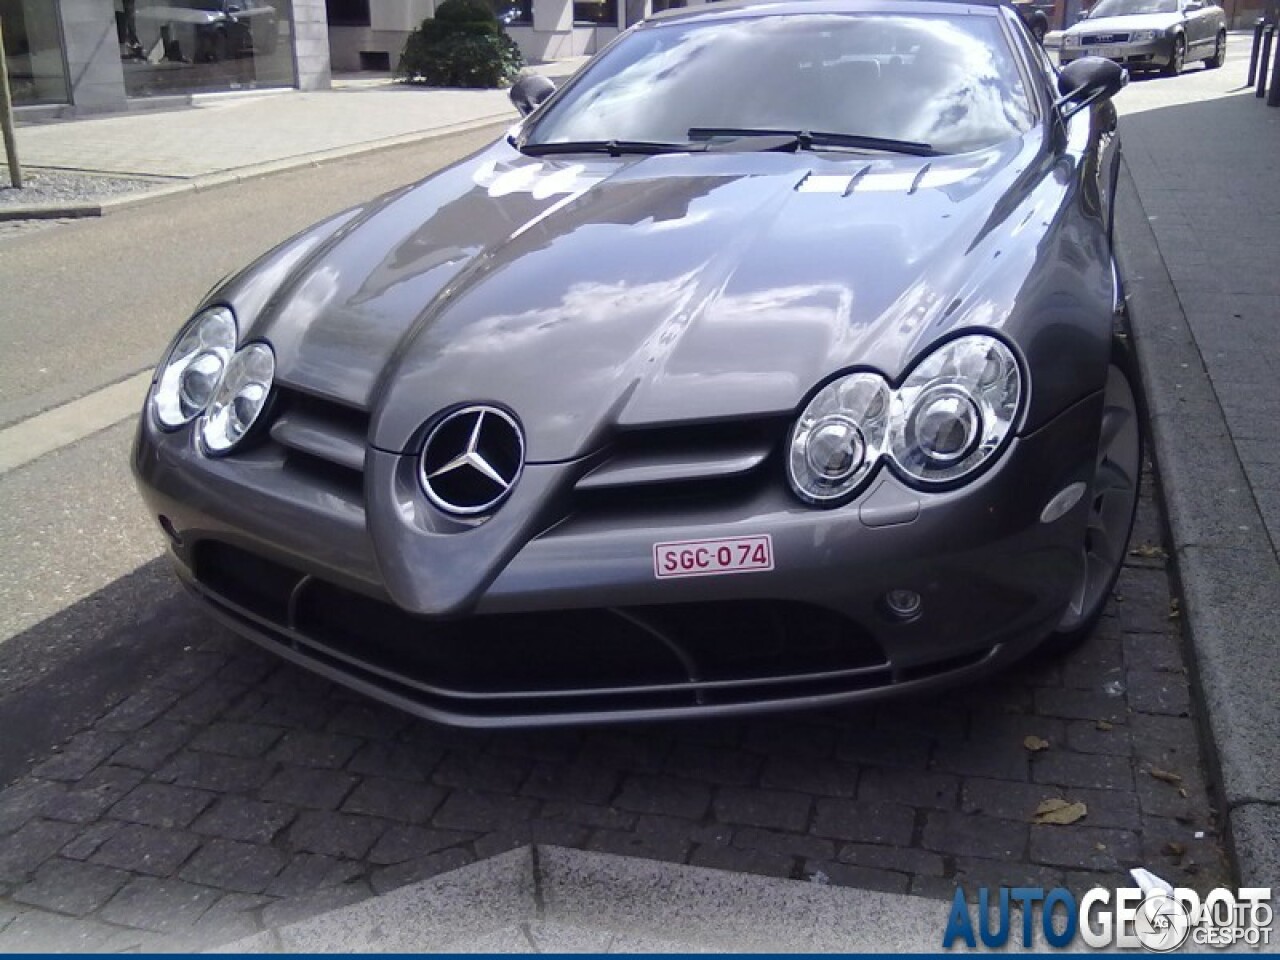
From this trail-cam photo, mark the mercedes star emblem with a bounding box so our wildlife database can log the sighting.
[419,405,525,516]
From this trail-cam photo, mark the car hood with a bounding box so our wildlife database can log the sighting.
[1065,12,1181,33]
[222,134,1073,462]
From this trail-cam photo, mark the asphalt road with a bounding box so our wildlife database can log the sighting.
[0,59,1242,948]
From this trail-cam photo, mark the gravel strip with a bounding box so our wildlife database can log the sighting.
[0,169,160,209]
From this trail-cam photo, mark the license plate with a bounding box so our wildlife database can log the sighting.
[1085,46,1108,56]
[653,534,774,579]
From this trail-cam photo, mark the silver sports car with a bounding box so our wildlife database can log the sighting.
[134,0,1141,727]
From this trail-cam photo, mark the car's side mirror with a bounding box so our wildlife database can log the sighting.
[509,75,556,117]
[1184,1,1203,10]
[1056,56,1128,120]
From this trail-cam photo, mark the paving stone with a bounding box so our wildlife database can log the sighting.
[0,780,66,835]
[0,909,150,952]
[1122,633,1183,673]
[953,856,1065,892]
[179,839,287,894]
[432,751,530,793]
[859,768,958,810]
[98,876,221,933]
[182,891,272,948]
[731,826,834,862]
[1135,766,1209,820]
[0,819,80,883]
[345,741,440,782]
[265,854,365,897]
[614,775,711,819]
[1031,749,1136,792]
[243,690,334,729]
[713,787,810,832]
[213,651,278,688]
[587,826,691,864]
[759,756,859,798]
[519,762,618,804]
[1065,719,1134,756]
[98,687,185,734]
[1033,687,1127,723]
[60,820,125,861]
[802,860,909,894]
[663,742,762,786]
[837,843,946,877]
[1139,816,1228,888]
[1126,670,1192,716]
[285,811,387,860]
[341,778,446,825]
[30,732,125,782]
[267,730,362,769]
[110,721,195,771]
[156,752,276,794]
[486,728,581,764]
[151,652,230,694]
[930,738,1029,782]
[1113,568,1176,634]
[923,811,1027,860]
[743,720,837,759]
[537,800,637,831]
[190,722,286,758]
[690,843,795,879]
[811,799,915,845]
[911,875,963,901]
[38,766,144,824]
[11,858,130,916]
[961,778,1140,831]
[259,767,359,811]
[433,790,538,833]
[368,848,475,897]
[91,824,202,877]
[165,683,242,726]
[191,797,296,844]
[366,825,474,866]
[1129,712,1204,768]
[473,820,591,860]
[577,732,672,774]
[110,783,215,828]
[261,882,372,930]
[1029,824,1140,871]
[835,727,934,769]
[324,702,411,741]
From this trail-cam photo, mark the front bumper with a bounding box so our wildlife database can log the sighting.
[1060,36,1175,68]
[133,391,1104,727]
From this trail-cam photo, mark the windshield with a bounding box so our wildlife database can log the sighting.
[523,13,1035,156]
[1087,0,1178,16]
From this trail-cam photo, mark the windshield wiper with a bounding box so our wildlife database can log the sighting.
[519,139,703,157]
[687,127,939,157]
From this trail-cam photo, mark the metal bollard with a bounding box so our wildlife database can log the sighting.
[1248,18,1267,86]
[1270,31,1280,104]
[1258,25,1275,98]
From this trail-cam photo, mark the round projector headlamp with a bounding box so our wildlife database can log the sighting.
[199,342,275,455]
[152,307,237,429]
[788,373,891,504]
[889,334,1022,485]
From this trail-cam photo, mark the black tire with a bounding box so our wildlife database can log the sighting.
[1042,337,1144,655]
[1205,30,1226,68]
[1162,34,1185,75]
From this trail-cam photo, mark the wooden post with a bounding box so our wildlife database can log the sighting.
[0,17,23,190]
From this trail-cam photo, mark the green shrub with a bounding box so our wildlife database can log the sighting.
[398,0,525,88]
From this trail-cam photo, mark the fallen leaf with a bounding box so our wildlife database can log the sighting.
[1023,735,1051,752]
[1149,767,1183,785]
[1130,544,1167,560]
[1034,798,1088,825]
[1096,720,1114,732]
[1164,842,1186,857]
[1179,787,1189,799]
[1096,843,1108,851]
[1169,598,1181,619]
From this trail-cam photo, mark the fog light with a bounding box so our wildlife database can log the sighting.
[884,588,923,621]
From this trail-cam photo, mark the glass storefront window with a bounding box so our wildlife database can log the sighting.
[120,0,296,97]
[573,0,618,24]
[1,0,70,105]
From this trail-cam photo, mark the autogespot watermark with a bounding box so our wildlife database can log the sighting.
[942,883,1273,951]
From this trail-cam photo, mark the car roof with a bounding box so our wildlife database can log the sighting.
[647,0,1006,25]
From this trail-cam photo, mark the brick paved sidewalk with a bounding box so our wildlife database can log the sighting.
[0,466,1228,951]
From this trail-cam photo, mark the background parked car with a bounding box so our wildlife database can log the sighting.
[134,0,278,63]
[1059,0,1226,75]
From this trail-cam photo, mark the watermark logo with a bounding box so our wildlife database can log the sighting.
[1133,893,1190,952]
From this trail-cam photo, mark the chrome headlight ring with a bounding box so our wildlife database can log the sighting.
[151,306,237,429]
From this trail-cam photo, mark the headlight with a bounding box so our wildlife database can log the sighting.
[889,335,1022,485]
[1130,29,1156,41]
[199,342,275,454]
[152,306,237,428]
[787,335,1023,505]
[787,373,890,504]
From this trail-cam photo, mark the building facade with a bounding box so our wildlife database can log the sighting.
[3,0,331,117]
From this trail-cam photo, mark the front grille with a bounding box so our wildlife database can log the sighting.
[191,541,918,720]
[1082,32,1131,43]
[267,388,369,493]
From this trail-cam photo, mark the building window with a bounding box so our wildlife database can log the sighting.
[574,0,618,24]
[326,0,371,27]
[1,0,70,105]
[493,0,533,25]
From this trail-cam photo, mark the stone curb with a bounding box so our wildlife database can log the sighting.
[1114,160,1280,889]
[0,113,514,223]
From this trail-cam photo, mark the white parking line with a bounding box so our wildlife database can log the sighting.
[0,371,152,475]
